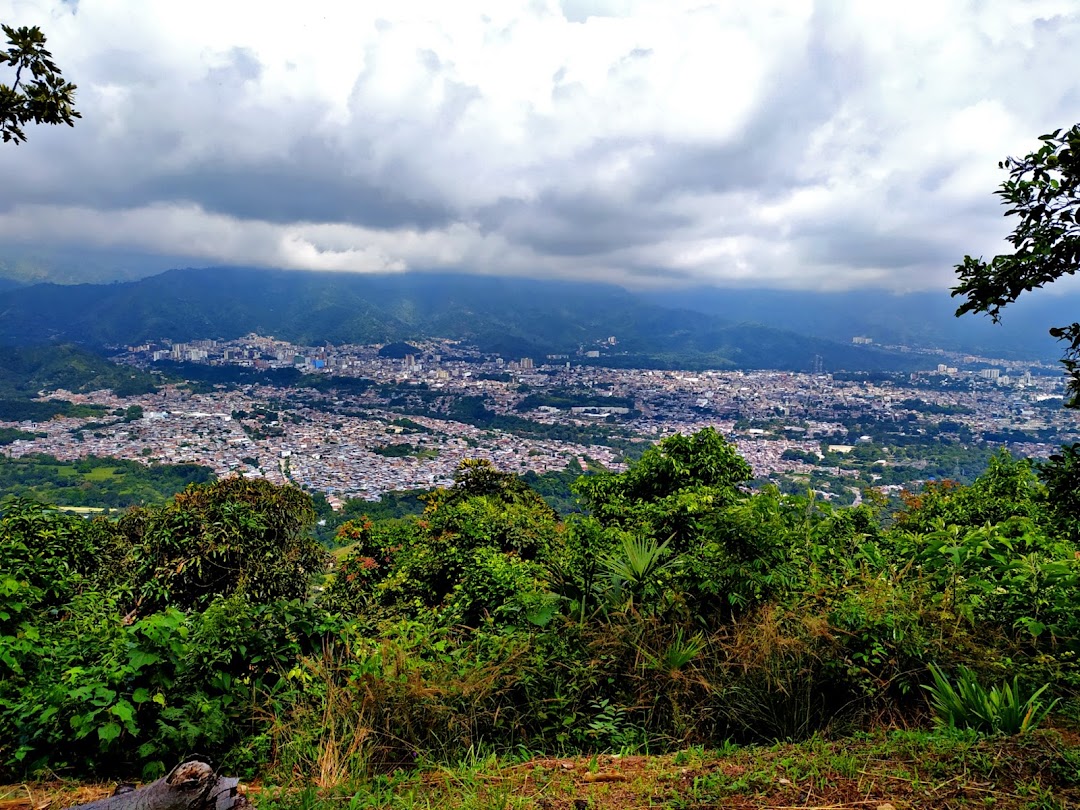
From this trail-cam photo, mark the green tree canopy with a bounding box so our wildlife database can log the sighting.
[0,498,122,617]
[574,427,751,545]
[1,24,80,144]
[117,477,328,613]
[953,124,1080,404]
[327,460,561,626]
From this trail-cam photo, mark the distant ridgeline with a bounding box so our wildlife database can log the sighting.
[648,286,1072,362]
[0,267,936,373]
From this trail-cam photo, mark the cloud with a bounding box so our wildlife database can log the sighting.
[1,0,1078,291]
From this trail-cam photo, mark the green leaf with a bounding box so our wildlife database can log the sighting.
[128,650,162,669]
[98,721,121,743]
[110,700,135,725]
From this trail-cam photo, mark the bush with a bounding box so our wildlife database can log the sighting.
[118,477,329,612]
[0,593,336,778]
[923,664,1058,734]
[5,430,1080,780]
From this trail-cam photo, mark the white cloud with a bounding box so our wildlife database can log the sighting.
[1,0,1077,291]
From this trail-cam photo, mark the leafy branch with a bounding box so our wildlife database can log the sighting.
[0,23,81,145]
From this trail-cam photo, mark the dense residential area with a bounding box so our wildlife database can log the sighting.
[0,334,1073,506]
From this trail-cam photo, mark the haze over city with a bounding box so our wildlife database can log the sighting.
[2,0,1079,292]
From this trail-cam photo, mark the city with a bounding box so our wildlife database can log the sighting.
[1,333,1075,506]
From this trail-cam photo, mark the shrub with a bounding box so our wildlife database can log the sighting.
[714,605,852,742]
[0,594,336,779]
[923,664,1059,734]
[118,477,329,613]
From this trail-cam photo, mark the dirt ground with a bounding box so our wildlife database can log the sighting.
[3,728,1078,810]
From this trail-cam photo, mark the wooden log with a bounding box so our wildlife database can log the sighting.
[61,761,248,810]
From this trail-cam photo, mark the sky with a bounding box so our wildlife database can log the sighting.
[1,0,1078,292]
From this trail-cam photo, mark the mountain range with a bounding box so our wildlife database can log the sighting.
[648,286,1073,361]
[0,266,1065,373]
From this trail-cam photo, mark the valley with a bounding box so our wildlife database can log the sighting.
[0,333,1074,511]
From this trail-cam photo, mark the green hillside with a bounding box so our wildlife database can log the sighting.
[0,454,214,508]
[0,344,159,399]
[0,267,933,373]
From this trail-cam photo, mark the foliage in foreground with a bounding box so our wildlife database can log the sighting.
[1,23,81,145]
[924,663,1060,735]
[1,429,1079,782]
[954,122,1080,406]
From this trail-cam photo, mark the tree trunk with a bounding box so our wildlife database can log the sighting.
[62,761,248,810]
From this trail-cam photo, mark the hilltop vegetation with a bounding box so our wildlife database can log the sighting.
[1,428,1078,798]
[0,344,159,421]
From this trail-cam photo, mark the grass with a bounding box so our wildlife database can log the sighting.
[6,727,1078,810]
[33,463,118,483]
[82,467,121,482]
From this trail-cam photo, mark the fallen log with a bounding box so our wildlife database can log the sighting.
[62,761,248,810]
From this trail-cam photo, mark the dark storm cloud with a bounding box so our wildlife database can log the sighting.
[482,188,692,256]
[130,139,457,229]
[1,1,1078,290]
[469,12,869,263]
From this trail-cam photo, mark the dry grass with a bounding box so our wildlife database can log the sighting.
[0,782,112,810]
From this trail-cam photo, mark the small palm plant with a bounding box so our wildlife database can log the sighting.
[601,534,681,610]
[923,664,1058,734]
[663,628,707,672]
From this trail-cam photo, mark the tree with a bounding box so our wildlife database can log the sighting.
[574,427,752,541]
[953,124,1080,404]
[117,477,328,613]
[0,497,123,619]
[1036,442,1080,544]
[326,461,561,626]
[1,24,80,144]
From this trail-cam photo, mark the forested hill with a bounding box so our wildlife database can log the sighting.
[0,267,931,373]
[0,345,158,399]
